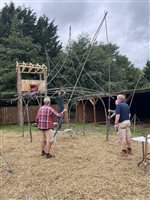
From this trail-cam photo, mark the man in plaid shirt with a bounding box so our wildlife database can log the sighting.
[36,97,65,158]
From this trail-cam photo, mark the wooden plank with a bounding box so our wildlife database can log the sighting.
[21,80,46,92]
[16,62,47,74]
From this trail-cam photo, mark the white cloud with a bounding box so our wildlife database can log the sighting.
[1,0,149,68]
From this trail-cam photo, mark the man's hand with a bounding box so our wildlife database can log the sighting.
[108,109,114,113]
[63,108,67,113]
[61,108,67,115]
[114,123,119,132]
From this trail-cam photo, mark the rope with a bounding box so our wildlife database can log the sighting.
[129,72,143,108]
[0,151,14,174]
[46,49,74,87]
[46,55,68,88]
[66,25,84,90]
[73,50,107,93]
[22,97,32,143]
[104,11,111,140]
[68,12,108,105]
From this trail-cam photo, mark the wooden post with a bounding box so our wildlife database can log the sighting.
[82,101,85,123]
[16,62,48,125]
[17,67,24,126]
[89,98,96,123]
[144,135,148,173]
[75,101,78,122]
[84,100,88,123]
[44,69,47,97]
[93,99,96,124]
[64,104,69,124]
[39,73,42,105]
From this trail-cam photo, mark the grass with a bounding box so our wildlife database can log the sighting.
[131,126,150,136]
[1,122,149,137]
[0,124,37,133]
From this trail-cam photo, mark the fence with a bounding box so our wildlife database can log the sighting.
[0,104,68,125]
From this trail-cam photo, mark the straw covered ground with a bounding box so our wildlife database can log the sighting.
[0,128,150,200]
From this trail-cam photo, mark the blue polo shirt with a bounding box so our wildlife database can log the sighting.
[115,102,130,123]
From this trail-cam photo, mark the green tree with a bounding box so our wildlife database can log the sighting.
[0,2,36,39]
[0,14,42,92]
[62,34,144,94]
[0,2,62,94]
[33,16,62,59]
[143,60,150,82]
[0,2,16,38]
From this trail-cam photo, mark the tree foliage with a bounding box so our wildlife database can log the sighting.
[143,60,150,81]
[55,34,147,94]
[0,2,149,100]
[0,2,62,94]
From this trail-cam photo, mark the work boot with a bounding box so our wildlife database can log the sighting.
[127,147,133,155]
[117,150,128,157]
[41,150,46,156]
[46,153,55,158]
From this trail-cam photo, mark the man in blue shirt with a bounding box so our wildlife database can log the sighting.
[114,94,132,157]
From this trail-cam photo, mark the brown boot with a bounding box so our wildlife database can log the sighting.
[46,153,55,158]
[117,150,128,157]
[127,147,133,155]
[41,151,46,156]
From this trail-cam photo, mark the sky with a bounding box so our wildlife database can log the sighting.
[1,0,150,68]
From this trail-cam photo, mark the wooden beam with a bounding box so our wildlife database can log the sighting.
[17,67,24,126]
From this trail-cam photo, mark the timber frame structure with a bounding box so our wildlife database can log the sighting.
[75,94,108,124]
[75,88,150,123]
[16,62,47,125]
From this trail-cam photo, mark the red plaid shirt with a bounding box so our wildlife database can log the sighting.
[36,105,61,130]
